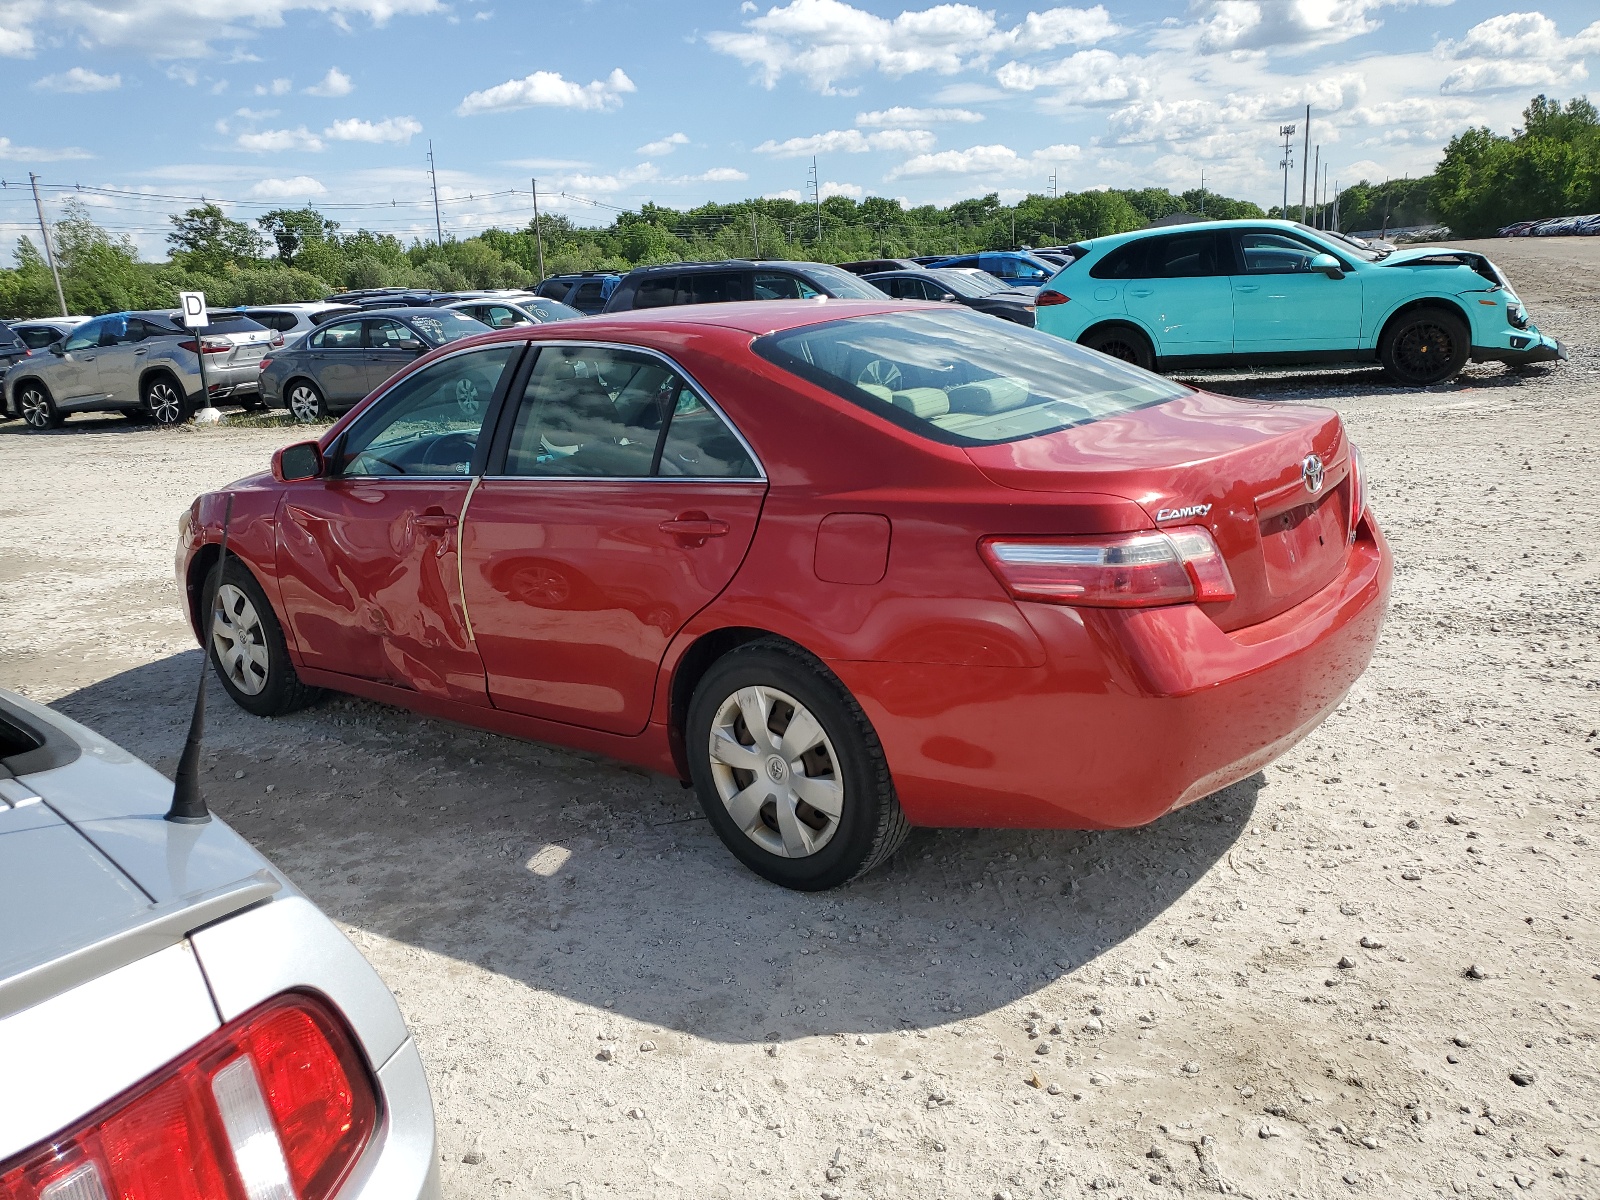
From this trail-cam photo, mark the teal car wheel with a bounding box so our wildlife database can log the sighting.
[1379,307,1469,387]
[1081,324,1155,371]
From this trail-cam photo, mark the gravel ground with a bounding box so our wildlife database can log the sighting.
[2,237,1597,1199]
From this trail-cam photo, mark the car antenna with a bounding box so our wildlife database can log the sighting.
[167,494,233,824]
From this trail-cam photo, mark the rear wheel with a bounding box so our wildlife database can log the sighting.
[143,374,189,426]
[686,639,909,890]
[1080,324,1156,371]
[203,557,322,717]
[1379,307,1469,386]
[287,379,328,423]
[17,383,61,430]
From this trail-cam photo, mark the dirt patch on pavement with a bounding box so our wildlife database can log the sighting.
[2,237,1597,1199]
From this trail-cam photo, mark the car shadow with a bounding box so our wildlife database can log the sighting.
[53,654,1260,1045]
[1175,360,1556,401]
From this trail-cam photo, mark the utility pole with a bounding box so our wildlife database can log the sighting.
[428,140,444,246]
[29,173,67,317]
[809,157,821,243]
[1048,169,1057,199]
[1278,123,1296,218]
[1323,162,1330,230]
[750,204,761,258]
[1199,168,1206,216]
[1311,145,1320,227]
[1332,177,1339,232]
[1300,104,1311,222]
[529,177,546,280]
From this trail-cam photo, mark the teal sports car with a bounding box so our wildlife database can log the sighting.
[1034,219,1566,386]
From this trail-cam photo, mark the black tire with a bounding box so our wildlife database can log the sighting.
[202,556,322,717]
[237,392,265,412]
[1080,323,1156,371]
[686,639,909,890]
[143,373,190,426]
[286,379,328,423]
[1379,306,1469,386]
[17,382,62,430]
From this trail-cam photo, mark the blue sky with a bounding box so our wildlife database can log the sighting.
[1,0,1596,258]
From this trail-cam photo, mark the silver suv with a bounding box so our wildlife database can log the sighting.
[4,310,276,430]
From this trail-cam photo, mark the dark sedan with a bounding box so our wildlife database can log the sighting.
[863,268,1039,326]
[259,307,490,422]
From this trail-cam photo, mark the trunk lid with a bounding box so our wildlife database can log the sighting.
[964,389,1354,630]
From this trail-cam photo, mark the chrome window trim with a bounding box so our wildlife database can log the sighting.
[484,338,767,482]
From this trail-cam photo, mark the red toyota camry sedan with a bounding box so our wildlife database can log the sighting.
[177,301,1390,889]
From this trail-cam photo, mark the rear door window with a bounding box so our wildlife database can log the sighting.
[1148,232,1226,277]
[753,272,819,300]
[686,272,747,303]
[633,276,683,308]
[570,281,606,310]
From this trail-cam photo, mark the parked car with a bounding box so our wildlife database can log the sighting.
[177,299,1391,890]
[863,267,1038,326]
[0,687,439,1198]
[0,322,29,374]
[925,250,1058,288]
[445,296,584,328]
[258,307,491,422]
[1033,218,1567,385]
[5,310,275,430]
[532,273,622,315]
[244,302,362,340]
[602,260,885,313]
[326,288,452,309]
[837,258,924,275]
[7,316,92,351]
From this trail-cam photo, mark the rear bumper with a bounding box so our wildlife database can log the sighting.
[835,514,1392,829]
[1471,331,1566,365]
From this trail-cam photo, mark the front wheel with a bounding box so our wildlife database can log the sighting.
[203,557,322,717]
[17,383,61,430]
[143,375,189,426]
[686,640,909,890]
[1379,307,1469,386]
[1080,324,1156,371]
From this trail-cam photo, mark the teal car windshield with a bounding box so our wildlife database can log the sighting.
[753,309,1188,446]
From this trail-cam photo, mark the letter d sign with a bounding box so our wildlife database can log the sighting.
[179,291,208,329]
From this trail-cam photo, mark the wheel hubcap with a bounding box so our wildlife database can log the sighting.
[211,583,270,696]
[289,386,320,422]
[20,391,49,428]
[149,383,182,424]
[708,685,843,858]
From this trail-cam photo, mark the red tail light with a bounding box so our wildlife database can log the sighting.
[257,358,273,372]
[0,993,377,1200]
[981,526,1235,607]
[270,333,285,349]
[1348,444,1366,540]
[177,337,231,355]
[1036,289,1069,306]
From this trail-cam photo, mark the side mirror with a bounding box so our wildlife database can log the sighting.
[273,440,324,483]
[939,292,960,302]
[1310,253,1345,279]
[49,342,65,356]
[399,339,427,352]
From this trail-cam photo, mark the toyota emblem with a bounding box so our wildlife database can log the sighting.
[1301,453,1326,495]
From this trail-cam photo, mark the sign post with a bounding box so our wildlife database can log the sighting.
[179,291,219,423]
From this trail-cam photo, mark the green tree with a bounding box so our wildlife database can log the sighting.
[167,203,266,274]
[258,208,341,265]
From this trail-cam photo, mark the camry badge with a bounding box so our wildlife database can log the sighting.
[1155,503,1211,522]
[1301,454,1326,495]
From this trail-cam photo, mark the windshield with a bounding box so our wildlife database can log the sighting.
[799,264,887,299]
[525,297,584,322]
[927,269,1002,299]
[408,311,491,346]
[1295,223,1383,262]
[753,309,1187,446]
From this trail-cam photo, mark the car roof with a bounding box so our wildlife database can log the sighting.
[243,302,347,312]
[1077,217,1317,254]
[461,298,912,340]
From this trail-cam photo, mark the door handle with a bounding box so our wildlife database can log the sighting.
[1128,288,1154,298]
[134,348,148,356]
[414,511,459,535]
[1235,284,1260,293]
[659,512,731,546]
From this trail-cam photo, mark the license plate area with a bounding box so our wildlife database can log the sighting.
[1258,485,1347,598]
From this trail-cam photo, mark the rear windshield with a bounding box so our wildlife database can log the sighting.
[752,309,1187,446]
[0,324,22,349]
[408,311,490,345]
[800,264,887,300]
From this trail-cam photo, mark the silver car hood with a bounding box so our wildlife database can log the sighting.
[0,690,284,1019]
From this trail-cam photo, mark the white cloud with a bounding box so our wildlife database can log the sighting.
[638,132,690,157]
[236,126,324,152]
[552,162,660,193]
[766,180,864,200]
[457,67,634,115]
[324,115,422,143]
[255,77,292,95]
[0,0,445,60]
[305,67,353,97]
[247,175,327,197]
[0,136,92,160]
[34,66,120,92]
[167,64,198,85]
[1436,13,1600,94]
[1107,72,1367,145]
[707,0,1118,93]
[755,128,936,156]
[1165,0,1438,56]
[234,106,278,118]
[995,49,1144,102]
[855,105,982,126]
[693,166,749,182]
[888,141,1080,179]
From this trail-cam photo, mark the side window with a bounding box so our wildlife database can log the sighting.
[659,392,758,478]
[687,272,746,303]
[535,280,567,300]
[335,346,516,478]
[1239,232,1322,274]
[502,347,671,478]
[485,306,527,329]
[63,320,103,352]
[1149,232,1224,278]
[570,281,605,310]
[1010,258,1050,283]
[100,316,133,347]
[251,312,293,332]
[633,276,682,308]
[1089,242,1147,279]
[18,326,62,349]
[365,318,421,349]
[753,272,820,300]
[311,321,362,349]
